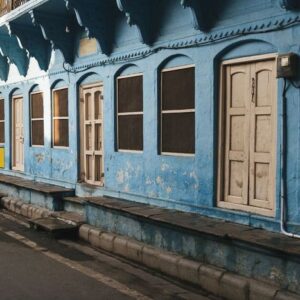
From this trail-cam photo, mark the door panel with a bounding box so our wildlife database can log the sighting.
[224,65,250,205]
[12,96,24,171]
[249,61,276,210]
[80,84,104,185]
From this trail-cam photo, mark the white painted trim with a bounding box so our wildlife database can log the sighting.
[118,111,143,116]
[162,64,195,73]
[117,73,143,80]
[161,109,195,114]
[161,152,195,157]
[118,149,143,154]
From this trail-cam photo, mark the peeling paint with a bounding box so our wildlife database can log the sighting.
[161,163,169,171]
[35,153,45,163]
[124,184,130,193]
[166,186,172,194]
[116,170,125,184]
[156,176,163,185]
[146,177,153,185]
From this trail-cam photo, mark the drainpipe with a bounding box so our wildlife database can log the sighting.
[280,78,300,238]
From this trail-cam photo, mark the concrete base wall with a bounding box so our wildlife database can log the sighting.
[0,183,60,210]
[86,202,300,295]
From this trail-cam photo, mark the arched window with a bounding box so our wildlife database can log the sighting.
[52,83,69,147]
[30,87,44,146]
[116,67,143,151]
[160,64,195,155]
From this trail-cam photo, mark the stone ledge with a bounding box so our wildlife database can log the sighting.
[64,197,86,205]
[0,174,74,195]
[79,223,300,300]
[85,196,300,258]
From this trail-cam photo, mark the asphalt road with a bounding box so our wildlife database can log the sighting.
[0,211,217,300]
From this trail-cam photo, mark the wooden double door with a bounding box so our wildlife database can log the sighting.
[218,56,277,216]
[12,96,24,171]
[80,83,104,185]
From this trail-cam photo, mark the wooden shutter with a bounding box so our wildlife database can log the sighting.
[248,60,276,210]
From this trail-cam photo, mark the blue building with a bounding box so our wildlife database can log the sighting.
[1,0,300,296]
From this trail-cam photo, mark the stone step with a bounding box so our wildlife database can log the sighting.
[51,211,85,226]
[29,217,78,239]
[63,196,85,215]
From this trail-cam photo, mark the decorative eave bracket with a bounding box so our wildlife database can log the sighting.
[7,22,51,71]
[0,54,9,81]
[66,0,116,55]
[180,0,222,32]
[280,0,300,10]
[29,10,78,65]
[0,31,29,77]
[116,0,157,45]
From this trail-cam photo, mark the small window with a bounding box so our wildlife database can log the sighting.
[117,74,143,151]
[0,99,4,144]
[30,92,44,146]
[161,66,195,155]
[52,88,69,147]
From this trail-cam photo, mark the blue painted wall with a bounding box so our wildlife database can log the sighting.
[0,0,300,232]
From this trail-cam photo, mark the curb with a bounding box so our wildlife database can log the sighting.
[1,196,51,219]
[79,224,300,300]
[2,197,300,300]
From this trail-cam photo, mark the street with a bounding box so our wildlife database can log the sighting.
[0,211,216,300]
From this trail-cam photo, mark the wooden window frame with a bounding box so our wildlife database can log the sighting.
[0,98,4,146]
[52,87,69,149]
[30,91,44,147]
[160,64,195,157]
[217,53,278,217]
[116,73,143,153]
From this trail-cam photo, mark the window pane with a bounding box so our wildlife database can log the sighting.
[162,112,195,154]
[0,99,4,120]
[86,155,93,180]
[53,88,68,117]
[53,119,69,147]
[32,120,44,146]
[0,122,4,144]
[162,67,195,110]
[31,93,43,119]
[95,124,102,151]
[85,93,92,121]
[85,124,92,151]
[95,155,103,181]
[118,75,143,113]
[118,115,143,151]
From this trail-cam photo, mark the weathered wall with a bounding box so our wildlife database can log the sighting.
[0,0,300,232]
